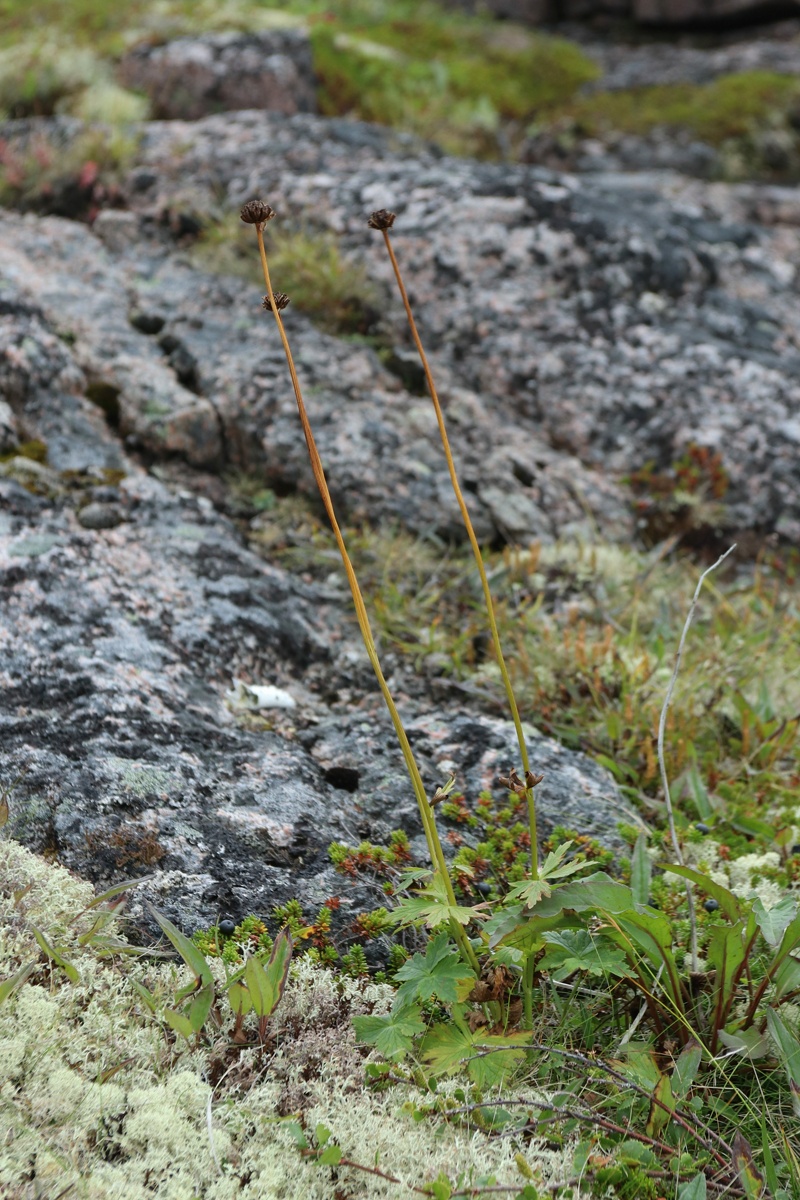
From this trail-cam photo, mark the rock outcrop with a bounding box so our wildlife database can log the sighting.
[117,28,317,121]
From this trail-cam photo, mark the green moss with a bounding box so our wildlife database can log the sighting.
[311,15,597,157]
[194,216,383,337]
[568,70,800,146]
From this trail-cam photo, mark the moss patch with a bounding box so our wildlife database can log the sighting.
[568,70,800,145]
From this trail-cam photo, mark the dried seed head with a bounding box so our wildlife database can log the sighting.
[368,209,396,231]
[525,770,545,790]
[240,199,275,225]
[262,292,290,312]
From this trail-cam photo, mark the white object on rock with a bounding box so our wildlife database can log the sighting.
[225,679,296,711]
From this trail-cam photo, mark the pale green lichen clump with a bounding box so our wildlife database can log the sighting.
[1,839,575,1198]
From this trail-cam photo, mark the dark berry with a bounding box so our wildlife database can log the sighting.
[475,881,492,895]
[219,919,236,937]
[703,899,720,913]
[792,844,800,855]
[695,823,711,834]
[647,898,660,910]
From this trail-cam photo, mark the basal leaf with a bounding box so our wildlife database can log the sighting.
[394,932,476,1006]
[188,982,214,1034]
[468,1036,527,1090]
[766,1010,800,1117]
[539,930,628,981]
[717,1028,770,1059]
[260,927,293,1014]
[353,1004,425,1060]
[244,955,275,1019]
[753,897,797,948]
[663,865,743,924]
[0,961,35,1006]
[148,905,213,987]
[164,1007,194,1039]
[646,1070,674,1138]
[421,1022,473,1076]
[733,1131,766,1199]
[672,1041,702,1096]
[678,1173,707,1200]
[526,872,635,917]
[630,833,651,910]
[707,921,749,1034]
[31,925,79,983]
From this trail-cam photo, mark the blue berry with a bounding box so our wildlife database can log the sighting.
[219,919,236,937]
[703,899,720,913]
[695,823,711,834]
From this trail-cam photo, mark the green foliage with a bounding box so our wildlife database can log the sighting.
[193,216,383,336]
[569,70,800,146]
[311,12,597,157]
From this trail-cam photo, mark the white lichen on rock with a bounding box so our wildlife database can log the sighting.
[0,839,576,1198]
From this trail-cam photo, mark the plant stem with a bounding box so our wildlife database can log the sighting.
[657,544,736,974]
[252,222,478,972]
[377,227,539,880]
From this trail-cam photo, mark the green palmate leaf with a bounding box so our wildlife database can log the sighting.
[663,864,743,924]
[505,878,552,909]
[0,961,35,1006]
[31,925,79,983]
[148,905,213,987]
[630,834,651,910]
[394,932,476,1005]
[352,1004,425,1060]
[672,1041,702,1096]
[539,840,573,875]
[678,1173,707,1200]
[766,1010,800,1117]
[498,874,635,953]
[526,872,636,917]
[469,1034,529,1090]
[616,1141,660,1168]
[752,897,797,947]
[392,873,483,928]
[421,1023,527,1088]
[319,1145,342,1166]
[539,930,628,981]
[420,1022,473,1076]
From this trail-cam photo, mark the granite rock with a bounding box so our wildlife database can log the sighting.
[118,29,317,122]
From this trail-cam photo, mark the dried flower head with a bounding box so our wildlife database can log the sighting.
[262,292,290,312]
[368,209,396,231]
[240,200,275,225]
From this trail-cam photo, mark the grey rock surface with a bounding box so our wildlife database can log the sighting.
[118,28,317,121]
[0,459,626,937]
[121,110,800,545]
[584,33,800,91]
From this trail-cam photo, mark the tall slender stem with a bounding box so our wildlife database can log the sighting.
[657,543,736,975]
[377,223,539,879]
[251,220,478,972]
